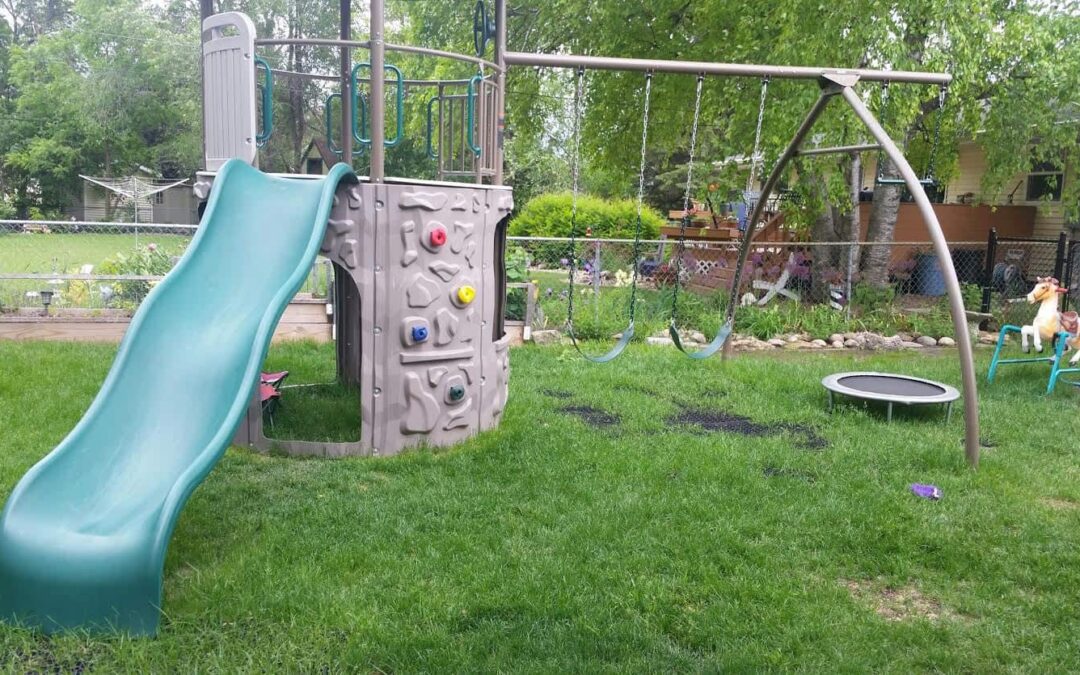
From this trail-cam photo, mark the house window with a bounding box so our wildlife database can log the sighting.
[1026,162,1064,202]
[154,191,165,205]
[306,158,323,175]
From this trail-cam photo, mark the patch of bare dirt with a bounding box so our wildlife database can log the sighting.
[843,578,968,623]
[560,405,620,428]
[1040,497,1080,511]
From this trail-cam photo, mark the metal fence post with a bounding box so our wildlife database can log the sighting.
[592,240,601,297]
[1054,231,1068,281]
[1064,241,1077,312]
[981,227,997,314]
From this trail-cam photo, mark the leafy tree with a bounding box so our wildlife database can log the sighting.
[400,0,1079,288]
[2,0,1076,242]
[1,0,201,215]
[0,0,72,44]
[216,0,346,172]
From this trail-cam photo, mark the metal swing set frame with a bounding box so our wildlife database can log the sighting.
[202,0,981,466]
[501,28,978,467]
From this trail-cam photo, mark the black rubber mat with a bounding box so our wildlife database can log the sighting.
[668,409,828,450]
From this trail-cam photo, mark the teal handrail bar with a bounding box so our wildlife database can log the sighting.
[254,55,273,146]
[351,63,404,148]
[356,90,368,144]
[324,93,343,156]
[426,96,439,159]
[324,92,366,158]
[467,73,483,157]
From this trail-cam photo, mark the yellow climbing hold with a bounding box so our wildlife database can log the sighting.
[456,285,476,305]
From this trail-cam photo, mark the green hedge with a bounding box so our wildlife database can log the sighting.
[509,192,664,239]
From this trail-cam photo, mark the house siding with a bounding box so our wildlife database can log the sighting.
[861,142,1073,238]
[944,142,1073,239]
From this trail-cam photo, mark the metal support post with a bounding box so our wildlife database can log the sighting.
[369,0,385,181]
[340,0,353,164]
[841,86,980,468]
[494,0,507,185]
[721,82,844,359]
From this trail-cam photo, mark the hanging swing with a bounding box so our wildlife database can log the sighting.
[874,82,948,188]
[564,68,653,363]
[668,75,770,359]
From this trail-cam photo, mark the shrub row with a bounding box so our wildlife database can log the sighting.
[508,192,665,240]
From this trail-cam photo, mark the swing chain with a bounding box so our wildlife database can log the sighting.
[566,66,585,331]
[925,83,948,182]
[746,76,770,195]
[627,71,653,325]
[672,74,705,324]
[879,81,891,118]
[876,81,895,180]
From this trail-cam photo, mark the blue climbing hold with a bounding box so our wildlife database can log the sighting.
[411,325,429,343]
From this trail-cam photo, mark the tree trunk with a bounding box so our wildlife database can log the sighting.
[15,182,29,220]
[845,153,862,287]
[806,168,844,303]
[860,156,902,287]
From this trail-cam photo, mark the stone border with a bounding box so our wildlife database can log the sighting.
[526,328,1000,352]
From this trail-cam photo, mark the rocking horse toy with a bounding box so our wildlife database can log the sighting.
[988,276,1080,393]
[1020,277,1079,356]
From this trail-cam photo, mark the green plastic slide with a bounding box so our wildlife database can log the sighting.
[0,160,355,635]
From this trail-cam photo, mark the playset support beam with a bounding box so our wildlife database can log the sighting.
[199,0,214,168]
[494,0,507,184]
[842,86,980,468]
[707,76,980,467]
[721,86,838,359]
[795,143,882,157]
[369,0,385,181]
[340,0,353,163]
[500,51,952,85]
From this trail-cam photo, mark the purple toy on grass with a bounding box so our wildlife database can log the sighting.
[910,483,942,500]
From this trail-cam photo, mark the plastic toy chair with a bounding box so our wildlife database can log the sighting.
[259,370,289,424]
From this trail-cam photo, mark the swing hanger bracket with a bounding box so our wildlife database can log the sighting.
[819,72,860,92]
[936,83,949,107]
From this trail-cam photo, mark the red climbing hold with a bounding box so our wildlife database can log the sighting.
[430,228,447,247]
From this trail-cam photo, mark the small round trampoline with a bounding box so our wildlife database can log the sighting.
[821,372,960,422]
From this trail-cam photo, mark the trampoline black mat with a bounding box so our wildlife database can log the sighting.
[836,374,946,398]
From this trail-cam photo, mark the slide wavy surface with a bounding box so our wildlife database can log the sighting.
[0,160,355,635]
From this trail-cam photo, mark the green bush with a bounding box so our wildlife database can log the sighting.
[905,307,956,338]
[850,282,896,314]
[960,282,982,310]
[98,243,177,306]
[504,245,529,321]
[509,192,665,240]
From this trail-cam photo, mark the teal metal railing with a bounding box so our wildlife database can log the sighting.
[254,55,273,147]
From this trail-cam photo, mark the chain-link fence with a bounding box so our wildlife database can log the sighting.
[3,218,1067,341]
[1066,241,1080,314]
[506,235,992,340]
[0,220,330,314]
[980,230,1069,327]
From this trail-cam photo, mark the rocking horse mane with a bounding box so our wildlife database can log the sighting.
[1029,277,1067,304]
[1062,311,1080,337]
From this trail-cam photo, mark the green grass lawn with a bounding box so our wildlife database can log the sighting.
[0,232,191,274]
[262,340,362,443]
[2,340,1080,671]
[0,232,331,309]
